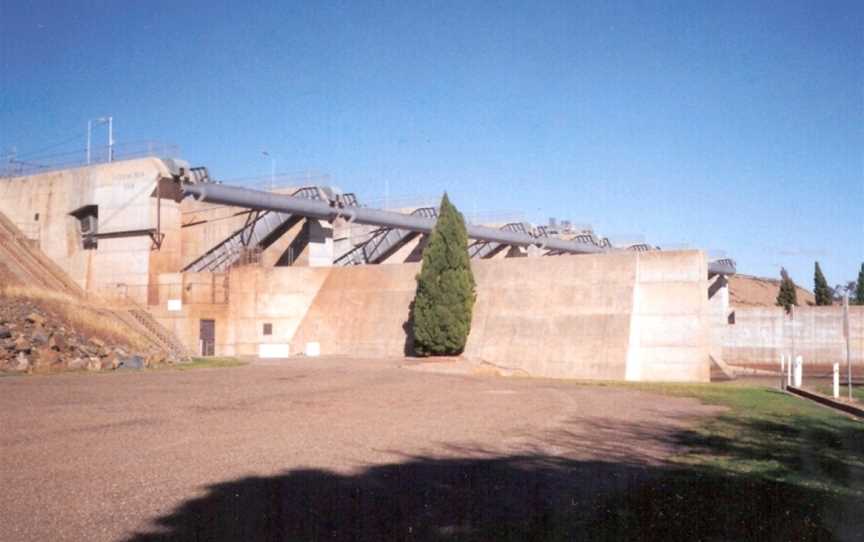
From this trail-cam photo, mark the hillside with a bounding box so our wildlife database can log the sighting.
[728,274,815,307]
[0,212,186,373]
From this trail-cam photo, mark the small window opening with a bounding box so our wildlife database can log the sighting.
[70,205,98,250]
[263,323,273,336]
[34,212,39,221]
[727,311,736,325]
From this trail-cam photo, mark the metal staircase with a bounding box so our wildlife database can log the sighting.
[183,186,327,273]
[336,207,438,265]
[188,166,213,184]
[468,222,532,259]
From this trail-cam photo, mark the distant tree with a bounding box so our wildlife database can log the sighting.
[776,267,798,314]
[833,281,854,303]
[813,262,832,306]
[856,263,864,305]
[410,193,476,356]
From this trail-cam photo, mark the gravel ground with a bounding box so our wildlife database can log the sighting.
[1,357,723,541]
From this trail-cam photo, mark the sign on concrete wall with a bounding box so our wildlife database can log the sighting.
[258,343,290,358]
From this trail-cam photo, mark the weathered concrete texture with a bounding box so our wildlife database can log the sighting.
[0,211,85,296]
[628,251,711,382]
[466,253,635,380]
[0,159,177,304]
[143,271,230,356]
[290,263,418,357]
[723,305,864,370]
[288,250,711,381]
[229,266,331,356]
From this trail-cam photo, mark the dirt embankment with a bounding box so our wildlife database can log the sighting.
[729,274,815,307]
[0,210,182,372]
[0,287,170,374]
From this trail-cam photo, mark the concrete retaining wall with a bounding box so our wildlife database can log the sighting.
[723,305,864,370]
[140,250,711,381]
[284,250,710,381]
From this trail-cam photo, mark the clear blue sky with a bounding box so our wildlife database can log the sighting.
[2,1,862,288]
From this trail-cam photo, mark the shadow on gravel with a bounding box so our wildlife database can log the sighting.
[125,383,864,542]
[125,455,837,541]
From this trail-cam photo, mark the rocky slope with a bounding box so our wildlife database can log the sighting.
[0,293,170,374]
[0,208,184,374]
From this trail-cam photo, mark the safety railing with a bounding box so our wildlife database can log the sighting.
[1,141,180,178]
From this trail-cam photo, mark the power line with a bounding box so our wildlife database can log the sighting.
[11,132,85,160]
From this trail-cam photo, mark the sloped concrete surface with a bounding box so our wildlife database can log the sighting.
[287,251,710,381]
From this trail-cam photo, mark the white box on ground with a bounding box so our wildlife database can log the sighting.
[167,299,182,312]
[258,343,290,358]
[305,342,321,357]
[833,363,840,398]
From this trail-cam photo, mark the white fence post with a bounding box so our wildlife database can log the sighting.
[833,363,840,399]
[794,355,803,388]
[780,354,786,389]
[843,294,851,401]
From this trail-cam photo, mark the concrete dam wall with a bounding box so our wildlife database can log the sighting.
[723,305,864,372]
[235,250,711,382]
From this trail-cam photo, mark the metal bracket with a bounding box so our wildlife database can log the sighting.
[149,231,165,250]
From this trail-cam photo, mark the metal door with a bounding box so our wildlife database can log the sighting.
[199,319,215,356]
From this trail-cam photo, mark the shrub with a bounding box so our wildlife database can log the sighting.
[411,193,476,356]
[813,262,832,306]
[776,267,798,314]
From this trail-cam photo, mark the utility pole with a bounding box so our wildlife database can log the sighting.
[844,293,852,400]
[107,116,113,163]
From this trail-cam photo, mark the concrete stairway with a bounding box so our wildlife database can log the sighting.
[183,186,326,273]
[127,308,191,361]
[0,211,85,295]
[0,209,190,362]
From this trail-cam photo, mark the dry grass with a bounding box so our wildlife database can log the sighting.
[0,285,151,350]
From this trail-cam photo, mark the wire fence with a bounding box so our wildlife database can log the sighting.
[1,141,180,178]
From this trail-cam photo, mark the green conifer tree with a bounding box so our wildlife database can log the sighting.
[856,263,864,305]
[776,267,798,314]
[813,261,832,306]
[410,193,476,355]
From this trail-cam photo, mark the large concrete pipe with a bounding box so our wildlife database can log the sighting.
[181,182,734,274]
[182,183,604,255]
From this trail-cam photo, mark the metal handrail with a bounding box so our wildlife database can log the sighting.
[1,140,180,178]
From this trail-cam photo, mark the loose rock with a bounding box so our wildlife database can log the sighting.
[14,352,30,372]
[26,313,46,326]
[118,355,145,370]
